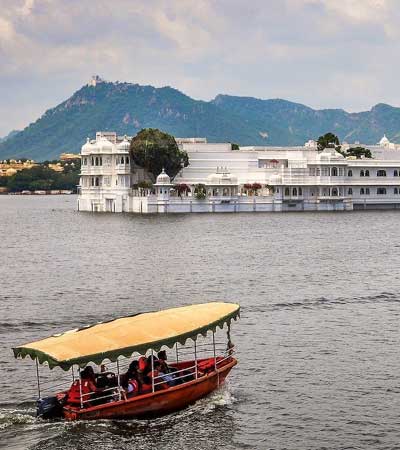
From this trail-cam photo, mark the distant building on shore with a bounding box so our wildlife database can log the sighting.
[60,152,81,161]
[77,132,400,213]
[0,159,37,178]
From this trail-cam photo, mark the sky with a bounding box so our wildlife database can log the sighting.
[0,0,399,136]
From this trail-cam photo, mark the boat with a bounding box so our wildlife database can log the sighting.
[12,302,240,421]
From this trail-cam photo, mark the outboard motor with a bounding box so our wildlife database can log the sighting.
[36,396,63,419]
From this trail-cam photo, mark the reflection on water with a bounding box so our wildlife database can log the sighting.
[2,196,400,449]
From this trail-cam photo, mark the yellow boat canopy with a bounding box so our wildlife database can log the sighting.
[13,302,240,370]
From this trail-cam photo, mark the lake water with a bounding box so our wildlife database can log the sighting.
[1,195,400,449]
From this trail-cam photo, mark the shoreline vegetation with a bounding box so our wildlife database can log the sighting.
[0,158,80,194]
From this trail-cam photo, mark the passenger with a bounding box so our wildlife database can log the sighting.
[96,364,117,389]
[157,350,175,374]
[126,378,139,397]
[148,360,169,390]
[120,360,139,390]
[137,356,152,393]
[146,354,158,372]
[66,366,101,407]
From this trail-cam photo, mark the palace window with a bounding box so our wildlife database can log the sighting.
[395,187,399,194]
[126,156,129,164]
[120,156,124,164]
[331,188,338,196]
[82,158,87,165]
[331,167,338,176]
[298,187,303,196]
[377,187,387,195]
[285,188,290,196]
[292,188,297,196]
[365,170,370,177]
[366,188,370,195]
[348,188,353,195]
[377,170,386,177]
[360,170,364,177]
[394,170,399,177]
[91,157,95,166]
[339,168,344,176]
[360,188,365,195]
[348,170,353,177]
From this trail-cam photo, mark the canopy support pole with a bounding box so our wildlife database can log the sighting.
[116,360,122,401]
[71,366,75,383]
[212,331,219,387]
[35,358,41,399]
[151,350,155,393]
[79,370,83,409]
[175,343,179,364]
[194,340,198,379]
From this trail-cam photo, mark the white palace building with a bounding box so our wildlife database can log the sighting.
[78,132,400,213]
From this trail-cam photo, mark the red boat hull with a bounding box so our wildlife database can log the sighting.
[63,357,237,421]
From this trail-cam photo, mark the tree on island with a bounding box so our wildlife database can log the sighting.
[130,128,189,182]
[345,146,372,159]
[317,132,341,152]
[317,133,372,159]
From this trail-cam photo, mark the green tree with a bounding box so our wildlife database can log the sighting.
[345,146,372,159]
[130,128,189,182]
[231,143,239,150]
[317,132,341,152]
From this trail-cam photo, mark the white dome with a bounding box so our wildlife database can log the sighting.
[117,136,130,152]
[81,137,96,154]
[155,168,171,185]
[379,134,390,146]
[97,136,115,153]
[317,147,344,160]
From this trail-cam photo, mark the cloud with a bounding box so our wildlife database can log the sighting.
[0,0,400,135]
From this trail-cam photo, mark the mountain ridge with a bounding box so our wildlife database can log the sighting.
[1,80,400,160]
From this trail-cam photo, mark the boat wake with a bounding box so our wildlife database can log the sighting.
[0,407,36,431]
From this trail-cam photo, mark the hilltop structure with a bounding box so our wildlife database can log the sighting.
[78,133,400,213]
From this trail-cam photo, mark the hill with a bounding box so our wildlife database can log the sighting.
[0,130,20,144]
[1,79,400,160]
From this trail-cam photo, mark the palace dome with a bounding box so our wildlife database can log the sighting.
[379,134,390,146]
[317,147,344,160]
[97,136,114,153]
[81,138,96,154]
[6,168,17,176]
[117,136,130,152]
[155,168,171,185]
